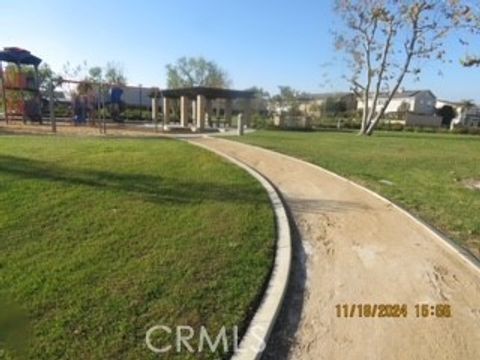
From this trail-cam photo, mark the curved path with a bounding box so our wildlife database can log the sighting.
[189,137,480,360]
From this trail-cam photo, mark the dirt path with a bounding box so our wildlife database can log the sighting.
[189,137,480,360]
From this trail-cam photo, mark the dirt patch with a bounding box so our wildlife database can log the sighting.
[462,179,480,191]
[0,122,192,138]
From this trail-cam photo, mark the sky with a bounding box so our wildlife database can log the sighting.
[1,0,480,101]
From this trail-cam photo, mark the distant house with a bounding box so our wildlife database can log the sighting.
[357,90,437,115]
[297,92,357,116]
[437,99,480,128]
[436,99,462,109]
[268,92,356,116]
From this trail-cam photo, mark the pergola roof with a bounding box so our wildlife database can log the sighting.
[161,86,255,99]
[0,47,42,66]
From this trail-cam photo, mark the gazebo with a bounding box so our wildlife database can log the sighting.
[159,86,255,131]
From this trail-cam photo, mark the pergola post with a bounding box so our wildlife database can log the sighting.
[225,99,233,128]
[152,97,159,132]
[196,94,206,131]
[0,61,8,124]
[237,113,244,136]
[244,98,252,128]
[162,97,170,129]
[180,96,189,127]
[215,103,221,128]
[206,99,213,128]
[191,99,196,123]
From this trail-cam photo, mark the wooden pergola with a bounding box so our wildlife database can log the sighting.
[161,86,255,100]
[158,86,255,132]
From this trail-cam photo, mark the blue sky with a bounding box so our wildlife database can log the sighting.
[1,0,480,101]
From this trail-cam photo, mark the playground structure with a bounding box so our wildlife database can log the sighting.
[0,47,43,123]
[0,48,256,135]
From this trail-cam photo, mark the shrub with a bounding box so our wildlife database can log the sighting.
[251,114,272,129]
[452,126,480,135]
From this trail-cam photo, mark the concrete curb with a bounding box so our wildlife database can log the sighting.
[216,137,480,275]
[186,139,292,360]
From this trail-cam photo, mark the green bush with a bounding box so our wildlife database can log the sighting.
[379,123,404,131]
[452,126,480,135]
[251,114,271,129]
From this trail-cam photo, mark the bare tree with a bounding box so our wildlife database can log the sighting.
[460,99,475,109]
[334,0,467,135]
[458,1,480,67]
[104,62,126,85]
[61,61,127,85]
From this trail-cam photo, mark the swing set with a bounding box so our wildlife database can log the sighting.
[48,78,110,134]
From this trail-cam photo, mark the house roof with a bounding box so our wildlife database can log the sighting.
[297,92,352,101]
[383,90,435,99]
[436,99,464,107]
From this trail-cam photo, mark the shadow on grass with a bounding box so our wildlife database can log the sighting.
[0,154,264,206]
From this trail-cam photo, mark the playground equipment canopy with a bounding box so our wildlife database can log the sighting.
[0,47,42,66]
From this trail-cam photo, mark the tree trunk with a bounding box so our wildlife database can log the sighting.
[365,113,381,135]
[358,85,371,135]
[359,107,368,135]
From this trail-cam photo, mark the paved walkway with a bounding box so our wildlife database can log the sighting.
[189,137,480,360]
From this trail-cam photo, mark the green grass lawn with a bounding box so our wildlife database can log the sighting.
[235,130,480,257]
[0,135,275,359]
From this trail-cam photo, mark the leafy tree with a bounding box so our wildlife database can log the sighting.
[462,56,480,67]
[457,2,480,66]
[437,105,457,127]
[322,97,348,116]
[271,86,300,114]
[396,101,411,120]
[166,57,231,88]
[334,0,470,135]
[6,63,57,92]
[242,86,270,114]
[247,86,270,101]
[37,63,57,91]
[104,62,126,85]
[277,86,298,102]
[61,61,127,85]
[460,99,475,110]
[88,66,103,83]
[397,101,411,113]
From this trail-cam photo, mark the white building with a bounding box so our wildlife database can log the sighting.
[121,86,156,107]
[437,99,480,128]
[357,90,437,115]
